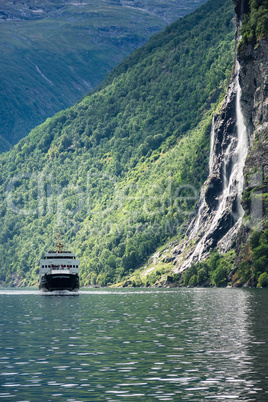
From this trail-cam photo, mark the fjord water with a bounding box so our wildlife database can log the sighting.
[0,289,267,401]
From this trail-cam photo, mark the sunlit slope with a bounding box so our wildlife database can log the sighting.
[0,0,235,286]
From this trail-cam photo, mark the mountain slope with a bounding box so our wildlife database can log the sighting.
[0,0,208,24]
[0,0,235,287]
[131,0,268,289]
[232,0,268,287]
[0,0,208,153]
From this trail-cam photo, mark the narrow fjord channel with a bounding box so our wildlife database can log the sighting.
[0,288,267,401]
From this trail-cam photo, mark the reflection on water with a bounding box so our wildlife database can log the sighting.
[0,288,267,401]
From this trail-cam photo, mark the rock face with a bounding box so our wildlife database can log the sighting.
[233,0,250,20]
[236,33,268,262]
[170,0,268,273]
[172,72,249,272]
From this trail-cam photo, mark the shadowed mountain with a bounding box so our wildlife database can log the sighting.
[0,0,207,152]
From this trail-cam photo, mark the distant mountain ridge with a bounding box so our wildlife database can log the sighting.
[0,0,207,153]
[0,0,207,23]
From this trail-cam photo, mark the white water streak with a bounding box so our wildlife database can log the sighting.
[209,116,215,174]
[235,61,248,217]
[181,61,249,266]
[35,65,54,86]
[217,61,248,222]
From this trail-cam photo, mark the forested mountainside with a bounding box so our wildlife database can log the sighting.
[0,0,207,153]
[128,0,268,289]
[233,0,268,287]
[0,0,235,287]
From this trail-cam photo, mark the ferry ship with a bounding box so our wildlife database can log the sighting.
[39,235,79,292]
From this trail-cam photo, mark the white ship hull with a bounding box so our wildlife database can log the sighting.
[39,238,80,292]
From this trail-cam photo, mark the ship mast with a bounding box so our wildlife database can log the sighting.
[56,233,64,253]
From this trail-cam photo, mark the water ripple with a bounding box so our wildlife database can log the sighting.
[0,288,267,400]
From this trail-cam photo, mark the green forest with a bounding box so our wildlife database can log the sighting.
[0,0,236,287]
[238,0,268,49]
[1,0,267,288]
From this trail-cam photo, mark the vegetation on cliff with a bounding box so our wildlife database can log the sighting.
[239,0,268,49]
[0,0,235,287]
[235,229,268,287]
[177,0,268,289]
[233,0,268,287]
[124,249,236,288]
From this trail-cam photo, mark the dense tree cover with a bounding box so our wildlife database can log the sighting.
[123,249,236,288]
[239,0,268,49]
[179,249,235,287]
[236,228,268,287]
[0,0,235,287]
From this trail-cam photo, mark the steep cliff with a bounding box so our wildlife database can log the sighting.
[239,40,268,231]
[166,2,251,271]
[233,0,268,286]
[142,0,268,287]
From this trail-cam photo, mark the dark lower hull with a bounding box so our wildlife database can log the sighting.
[39,273,79,292]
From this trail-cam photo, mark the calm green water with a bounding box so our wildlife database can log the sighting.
[0,288,267,401]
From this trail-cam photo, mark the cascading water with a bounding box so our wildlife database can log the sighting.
[235,61,249,217]
[217,61,248,222]
[209,116,215,174]
[173,60,249,271]
[188,118,216,242]
[175,118,217,268]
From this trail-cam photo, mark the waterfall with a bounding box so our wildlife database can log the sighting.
[217,61,248,221]
[189,119,216,241]
[174,60,249,270]
[211,66,246,227]
[209,116,215,174]
[235,61,249,217]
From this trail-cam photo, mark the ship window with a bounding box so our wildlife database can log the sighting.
[43,256,76,259]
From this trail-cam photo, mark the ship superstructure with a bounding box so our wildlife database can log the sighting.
[39,235,79,292]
